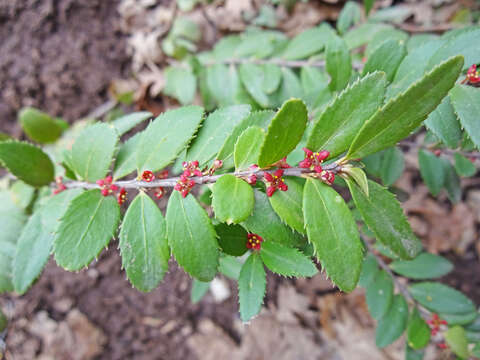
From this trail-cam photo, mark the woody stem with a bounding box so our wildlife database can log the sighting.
[62,163,342,190]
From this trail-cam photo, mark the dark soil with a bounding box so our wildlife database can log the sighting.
[0,0,129,137]
[5,249,247,360]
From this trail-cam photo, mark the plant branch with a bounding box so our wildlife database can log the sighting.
[364,239,431,318]
[205,58,365,71]
[63,163,342,190]
[399,140,480,160]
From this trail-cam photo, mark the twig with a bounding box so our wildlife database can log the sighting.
[395,23,458,34]
[86,100,117,120]
[200,4,217,41]
[363,239,431,318]
[63,163,342,190]
[205,58,365,71]
[399,140,480,160]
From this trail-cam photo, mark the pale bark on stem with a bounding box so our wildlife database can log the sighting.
[63,163,342,190]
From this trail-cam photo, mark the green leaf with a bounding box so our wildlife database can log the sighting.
[442,157,462,203]
[19,107,63,144]
[407,308,431,350]
[219,255,242,280]
[425,97,462,149]
[344,23,393,50]
[239,63,270,108]
[441,311,478,326]
[260,241,317,277]
[337,1,361,35]
[164,66,197,105]
[445,326,470,359]
[258,99,307,168]
[234,126,265,170]
[268,68,303,108]
[418,149,445,196]
[379,147,404,186]
[348,179,421,260]
[326,35,352,92]
[217,110,274,166]
[215,223,248,257]
[191,279,210,303]
[405,346,425,360]
[390,253,453,280]
[113,133,142,180]
[206,64,251,107]
[9,181,35,209]
[13,189,82,294]
[450,85,480,149]
[269,177,305,234]
[364,0,375,15]
[119,193,169,292]
[454,153,476,177]
[212,175,254,224]
[376,295,408,348]
[262,64,282,94]
[358,253,379,288]
[166,191,219,281]
[303,179,363,292]
[428,28,480,71]
[238,252,266,322]
[409,282,476,314]
[0,141,54,187]
[71,123,118,182]
[186,105,251,167]
[0,190,27,293]
[346,55,464,160]
[242,189,301,248]
[137,106,204,173]
[54,190,120,271]
[306,72,387,158]
[366,270,394,319]
[111,111,152,136]
[341,167,369,196]
[362,40,406,82]
[281,24,333,60]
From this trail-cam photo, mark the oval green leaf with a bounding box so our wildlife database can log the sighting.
[119,192,170,292]
[238,252,266,322]
[407,308,431,350]
[215,223,248,257]
[166,191,219,282]
[234,126,265,171]
[376,294,408,348]
[366,270,394,320]
[19,107,63,144]
[390,253,453,279]
[268,177,305,234]
[450,84,480,149]
[212,175,254,224]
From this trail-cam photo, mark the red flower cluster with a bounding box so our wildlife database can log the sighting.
[427,313,447,336]
[274,157,291,169]
[117,188,127,205]
[182,161,203,177]
[299,148,330,173]
[174,175,195,198]
[154,187,165,199]
[53,176,67,195]
[97,175,118,196]
[465,64,480,85]
[207,159,223,176]
[157,170,169,179]
[320,170,335,185]
[246,233,263,250]
[141,170,155,182]
[264,169,288,197]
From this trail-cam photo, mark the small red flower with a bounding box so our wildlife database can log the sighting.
[427,314,447,336]
[434,149,442,157]
[97,175,118,197]
[157,170,169,179]
[174,174,195,198]
[465,64,480,85]
[141,170,155,182]
[53,176,67,195]
[264,169,288,197]
[182,160,203,177]
[299,148,330,173]
[117,188,127,205]
[437,343,448,350]
[246,174,257,185]
[154,187,165,199]
[274,157,291,169]
[207,159,223,175]
[246,233,263,250]
[320,170,335,185]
